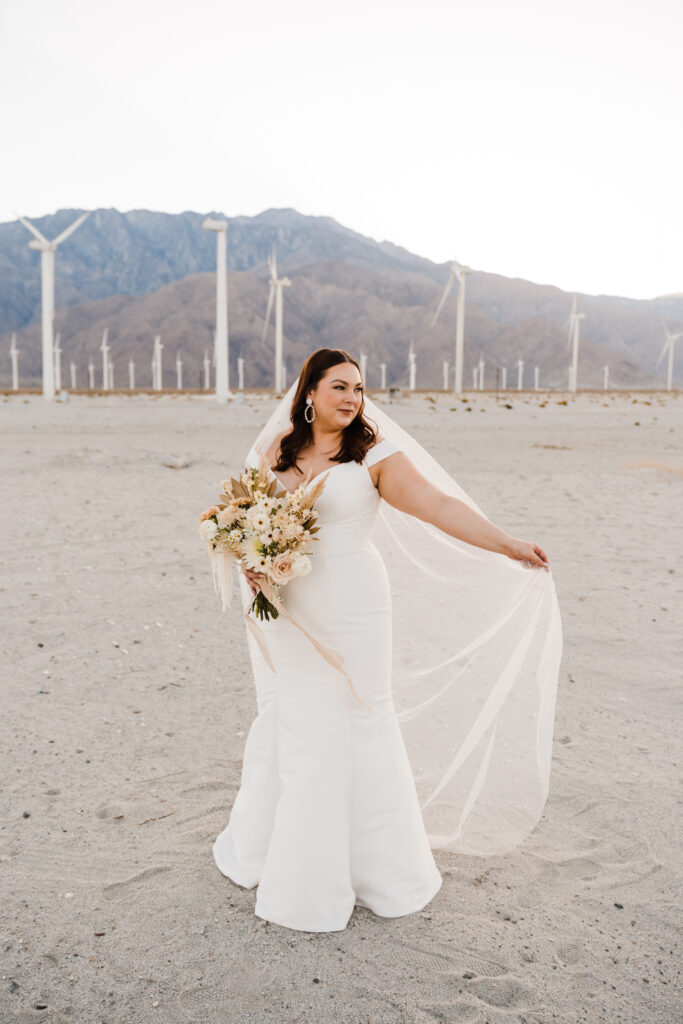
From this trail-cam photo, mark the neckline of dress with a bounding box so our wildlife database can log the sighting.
[269,460,352,496]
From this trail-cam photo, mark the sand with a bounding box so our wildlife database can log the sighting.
[1,387,681,1024]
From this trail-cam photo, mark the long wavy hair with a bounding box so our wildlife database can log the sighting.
[272,349,379,474]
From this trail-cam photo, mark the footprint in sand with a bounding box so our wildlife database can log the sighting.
[467,975,537,1010]
[554,939,585,965]
[103,865,171,902]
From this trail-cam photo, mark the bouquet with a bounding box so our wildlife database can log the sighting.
[198,452,324,621]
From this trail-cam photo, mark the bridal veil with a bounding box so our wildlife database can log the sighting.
[212,376,563,857]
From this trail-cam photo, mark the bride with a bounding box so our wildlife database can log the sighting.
[210,347,562,933]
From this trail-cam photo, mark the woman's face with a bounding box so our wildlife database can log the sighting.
[308,363,363,429]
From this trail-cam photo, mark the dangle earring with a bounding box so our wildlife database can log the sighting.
[304,396,316,423]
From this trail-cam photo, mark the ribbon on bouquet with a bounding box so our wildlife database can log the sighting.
[244,576,372,712]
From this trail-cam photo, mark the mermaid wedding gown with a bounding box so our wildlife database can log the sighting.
[212,438,443,932]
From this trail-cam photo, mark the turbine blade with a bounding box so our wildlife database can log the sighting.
[655,339,670,368]
[431,273,455,326]
[14,213,49,245]
[261,286,275,344]
[52,211,90,246]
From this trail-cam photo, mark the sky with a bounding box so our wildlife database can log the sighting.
[1,0,681,300]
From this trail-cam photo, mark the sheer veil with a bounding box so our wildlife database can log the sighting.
[213,375,563,857]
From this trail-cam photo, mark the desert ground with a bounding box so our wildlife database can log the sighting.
[1,387,681,1024]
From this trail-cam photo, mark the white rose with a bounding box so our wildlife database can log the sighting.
[200,519,218,541]
[292,553,312,576]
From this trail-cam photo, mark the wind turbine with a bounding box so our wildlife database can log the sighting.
[261,245,291,394]
[99,329,110,390]
[603,365,609,390]
[657,321,683,391]
[502,366,507,389]
[380,363,387,390]
[408,342,416,390]
[565,295,585,393]
[202,217,230,403]
[431,258,472,394]
[152,335,163,390]
[53,333,62,391]
[88,359,95,389]
[359,351,368,383]
[13,210,90,400]
[129,359,135,389]
[442,360,449,390]
[478,354,485,390]
[534,366,539,390]
[70,361,77,389]
[176,352,183,390]
[203,349,211,390]
[517,358,524,390]
[237,356,245,390]
[9,334,19,390]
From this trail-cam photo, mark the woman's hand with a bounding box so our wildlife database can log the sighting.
[505,538,550,570]
[241,565,266,596]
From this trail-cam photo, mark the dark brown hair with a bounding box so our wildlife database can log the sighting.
[272,348,378,474]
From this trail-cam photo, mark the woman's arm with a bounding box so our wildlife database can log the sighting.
[375,451,550,569]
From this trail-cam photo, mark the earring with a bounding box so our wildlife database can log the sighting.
[304,396,316,423]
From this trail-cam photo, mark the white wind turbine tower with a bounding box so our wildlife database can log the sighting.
[99,329,110,390]
[203,349,211,390]
[237,356,245,390]
[407,342,416,390]
[478,355,485,390]
[431,258,472,394]
[13,210,90,400]
[9,334,19,390]
[359,351,367,383]
[70,361,76,389]
[202,217,230,403]
[88,359,95,389]
[108,356,114,390]
[502,366,507,389]
[261,245,291,395]
[129,359,135,389]
[517,358,524,390]
[53,333,62,391]
[534,366,539,390]
[380,363,387,390]
[565,295,585,393]
[603,365,609,390]
[152,335,163,390]
[442,360,449,390]
[176,352,183,390]
[657,321,683,391]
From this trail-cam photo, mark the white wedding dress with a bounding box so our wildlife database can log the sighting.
[212,438,443,932]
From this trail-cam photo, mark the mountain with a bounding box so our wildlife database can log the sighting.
[1,207,681,388]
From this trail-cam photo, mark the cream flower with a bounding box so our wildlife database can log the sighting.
[246,505,270,531]
[292,553,312,576]
[241,534,263,567]
[199,519,218,541]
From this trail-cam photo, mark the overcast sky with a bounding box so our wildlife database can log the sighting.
[1,0,680,300]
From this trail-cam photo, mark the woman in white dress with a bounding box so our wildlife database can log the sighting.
[210,348,560,933]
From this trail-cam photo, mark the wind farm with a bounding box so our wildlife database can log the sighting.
[2,207,680,400]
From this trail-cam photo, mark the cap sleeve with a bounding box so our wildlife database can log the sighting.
[364,437,401,468]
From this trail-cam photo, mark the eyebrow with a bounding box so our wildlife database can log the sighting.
[331,379,363,385]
